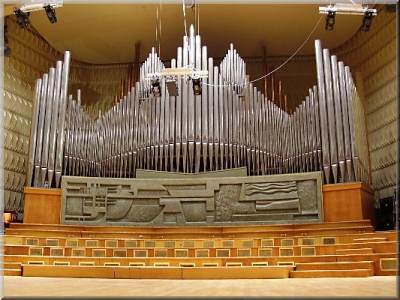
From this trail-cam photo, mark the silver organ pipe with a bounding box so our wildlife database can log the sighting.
[27,26,370,188]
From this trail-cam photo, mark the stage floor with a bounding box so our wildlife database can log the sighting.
[3,276,397,297]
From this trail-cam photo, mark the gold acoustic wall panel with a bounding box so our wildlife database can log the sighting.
[69,62,130,115]
[334,7,397,200]
[4,18,60,215]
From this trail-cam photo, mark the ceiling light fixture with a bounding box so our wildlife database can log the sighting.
[319,3,377,32]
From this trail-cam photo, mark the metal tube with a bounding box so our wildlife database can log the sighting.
[33,73,48,187]
[323,48,339,183]
[26,79,42,187]
[55,51,71,187]
[314,40,331,183]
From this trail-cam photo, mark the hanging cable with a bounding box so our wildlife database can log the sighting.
[159,0,162,56]
[203,14,323,87]
[249,15,323,84]
[197,3,200,35]
[181,0,195,69]
[155,6,159,53]
[193,2,197,34]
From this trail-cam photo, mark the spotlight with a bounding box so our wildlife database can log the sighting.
[325,10,335,31]
[166,77,179,96]
[320,4,377,32]
[14,8,30,28]
[44,5,57,23]
[151,78,161,97]
[192,77,202,95]
[361,10,374,32]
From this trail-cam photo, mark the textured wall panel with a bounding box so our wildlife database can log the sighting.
[69,63,130,116]
[3,19,58,214]
[61,172,323,226]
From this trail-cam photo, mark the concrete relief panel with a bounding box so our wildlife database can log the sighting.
[61,171,323,226]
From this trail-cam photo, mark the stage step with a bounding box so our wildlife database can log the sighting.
[5,221,375,240]
[9,220,372,231]
[21,264,293,279]
[353,237,387,243]
[295,261,374,271]
[3,220,394,279]
[335,248,374,255]
[4,241,394,258]
[3,231,396,248]
[5,226,375,239]
[2,269,22,276]
[4,262,22,269]
[290,269,373,278]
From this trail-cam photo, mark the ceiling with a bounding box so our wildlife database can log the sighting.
[28,4,363,64]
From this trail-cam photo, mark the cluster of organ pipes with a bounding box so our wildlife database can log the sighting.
[27,25,370,188]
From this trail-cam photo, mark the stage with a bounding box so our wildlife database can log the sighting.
[4,276,397,297]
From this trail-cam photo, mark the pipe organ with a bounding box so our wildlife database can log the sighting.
[27,25,370,188]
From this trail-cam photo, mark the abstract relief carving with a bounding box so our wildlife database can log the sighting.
[61,171,323,225]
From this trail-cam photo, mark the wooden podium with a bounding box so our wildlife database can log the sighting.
[23,187,61,224]
[322,182,375,225]
[23,182,375,225]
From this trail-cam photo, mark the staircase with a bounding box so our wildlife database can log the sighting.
[2,220,397,279]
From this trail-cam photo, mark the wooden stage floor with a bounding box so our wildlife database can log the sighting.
[3,276,397,297]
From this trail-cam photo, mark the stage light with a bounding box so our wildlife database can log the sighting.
[14,8,30,28]
[319,4,377,33]
[151,78,161,97]
[44,5,57,23]
[361,10,374,32]
[325,10,335,31]
[192,77,202,95]
[166,78,179,96]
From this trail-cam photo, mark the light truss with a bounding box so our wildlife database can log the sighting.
[18,0,63,13]
[146,67,209,81]
[319,3,377,16]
